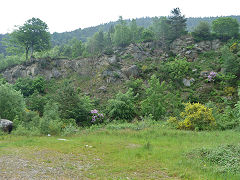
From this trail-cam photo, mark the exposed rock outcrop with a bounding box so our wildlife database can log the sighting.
[170,35,221,61]
[0,38,222,83]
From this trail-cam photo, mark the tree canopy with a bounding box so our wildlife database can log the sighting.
[10,17,51,59]
[192,21,211,42]
[212,17,239,41]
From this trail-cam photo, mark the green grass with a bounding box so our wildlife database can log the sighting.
[1,125,240,179]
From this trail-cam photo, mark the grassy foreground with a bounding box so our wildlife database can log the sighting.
[0,124,240,179]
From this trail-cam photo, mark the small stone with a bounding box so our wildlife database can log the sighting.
[57,138,69,141]
[185,50,192,55]
[183,78,195,87]
[98,86,107,92]
[200,71,210,78]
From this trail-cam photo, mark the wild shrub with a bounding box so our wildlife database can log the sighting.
[61,124,78,136]
[106,88,136,122]
[125,77,144,96]
[12,124,40,136]
[90,109,104,124]
[206,101,239,130]
[160,58,191,84]
[168,103,216,130]
[141,28,154,42]
[141,75,180,120]
[26,91,46,116]
[0,83,25,121]
[39,102,63,135]
[14,76,46,97]
[54,81,93,126]
[0,54,26,71]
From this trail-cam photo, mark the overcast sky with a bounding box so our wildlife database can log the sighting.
[0,0,239,34]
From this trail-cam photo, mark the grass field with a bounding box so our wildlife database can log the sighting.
[0,123,240,179]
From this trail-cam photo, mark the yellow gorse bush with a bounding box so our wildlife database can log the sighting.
[168,103,216,130]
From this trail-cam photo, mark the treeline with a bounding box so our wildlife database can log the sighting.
[0,15,240,54]
[51,15,240,46]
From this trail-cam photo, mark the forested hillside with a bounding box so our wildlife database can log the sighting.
[51,15,240,46]
[0,15,239,53]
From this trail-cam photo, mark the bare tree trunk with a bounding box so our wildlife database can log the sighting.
[25,48,29,60]
[30,44,34,58]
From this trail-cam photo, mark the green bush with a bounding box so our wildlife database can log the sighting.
[160,58,191,84]
[26,91,46,116]
[61,124,78,136]
[106,88,136,122]
[14,76,46,97]
[141,75,174,120]
[0,54,26,71]
[125,77,144,96]
[0,83,25,121]
[39,102,62,135]
[206,101,239,130]
[54,81,93,126]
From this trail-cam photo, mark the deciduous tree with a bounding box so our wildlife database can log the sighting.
[10,17,51,59]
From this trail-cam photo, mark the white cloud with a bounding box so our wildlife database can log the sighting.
[0,0,239,34]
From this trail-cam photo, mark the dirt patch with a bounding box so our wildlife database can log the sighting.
[0,148,93,179]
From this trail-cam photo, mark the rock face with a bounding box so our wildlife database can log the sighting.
[0,39,222,84]
[0,119,13,133]
[170,35,221,61]
[1,58,96,83]
[121,65,139,78]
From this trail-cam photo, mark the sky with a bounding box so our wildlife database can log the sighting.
[0,0,239,34]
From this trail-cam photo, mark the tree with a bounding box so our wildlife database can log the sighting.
[168,8,187,41]
[141,28,154,42]
[129,19,143,43]
[221,45,240,77]
[10,17,51,59]
[112,16,131,47]
[192,21,211,42]
[86,30,105,55]
[70,38,84,58]
[212,17,239,41]
[151,17,172,48]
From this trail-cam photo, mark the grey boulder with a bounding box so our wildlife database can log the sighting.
[0,119,13,133]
